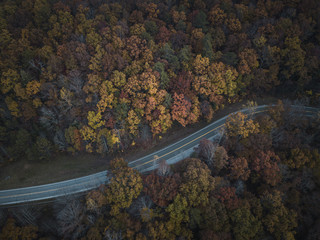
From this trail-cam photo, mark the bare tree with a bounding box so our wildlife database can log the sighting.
[10,205,41,226]
[68,70,84,95]
[129,196,153,222]
[198,139,216,167]
[104,230,123,240]
[39,106,59,131]
[53,130,67,150]
[157,159,170,176]
[138,124,152,147]
[55,198,87,239]
[243,100,258,118]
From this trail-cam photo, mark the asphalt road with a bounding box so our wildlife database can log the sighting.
[0,105,318,206]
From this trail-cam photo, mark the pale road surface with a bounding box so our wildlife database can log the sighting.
[0,105,318,206]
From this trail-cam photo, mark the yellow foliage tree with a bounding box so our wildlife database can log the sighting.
[225,112,260,138]
[130,23,146,36]
[97,128,120,153]
[14,83,27,100]
[111,70,126,88]
[87,111,105,130]
[0,218,38,240]
[59,87,73,106]
[1,69,20,94]
[193,54,209,75]
[5,96,20,117]
[127,109,140,136]
[106,158,143,216]
[26,80,41,96]
[80,125,96,142]
[89,44,105,72]
[32,98,42,108]
[65,126,82,152]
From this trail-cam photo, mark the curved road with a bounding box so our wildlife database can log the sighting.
[0,105,318,206]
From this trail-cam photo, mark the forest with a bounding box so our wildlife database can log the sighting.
[0,0,319,162]
[1,102,320,239]
[0,0,320,239]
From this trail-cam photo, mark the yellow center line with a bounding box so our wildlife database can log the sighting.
[133,125,224,168]
[1,108,317,201]
[0,180,100,199]
[133,109,269,169]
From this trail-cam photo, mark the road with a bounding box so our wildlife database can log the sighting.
[0,105,318,206]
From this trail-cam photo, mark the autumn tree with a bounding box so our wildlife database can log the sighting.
[212,146,229,175]
[202,195,230,234]
[260,190,298,240]
[229,157,251,181]
[65,126,82,153]
[1,69,20,94]
[143,172,181,207]
[250,150,281,186]
[283,148,316,169]
[208,6,226,26]
[215,186,240,211]
[225,112,260,139]
[193,61,238,103]
[0,218,38,240]
[193,54,209,75]
[166,194,193,238]
[229,207,262,240]
[147,220,176,240]
[238,48,259,75]
[86,186,107,214]
[281,36,306,84]
[178,158,215,208]
[106,158,143,215]
[171,92,199,127]
[34,136,53,160]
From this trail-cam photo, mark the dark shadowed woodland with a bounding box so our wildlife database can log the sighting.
[0,0,320,239]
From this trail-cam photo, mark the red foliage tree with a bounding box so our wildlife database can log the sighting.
[171,92,198,127]
[229,157,251,181]
[170,71,195,99]
[156,26,171,43]
[251,150,281,186]
[215,187,240,210]
[143,173,181,207]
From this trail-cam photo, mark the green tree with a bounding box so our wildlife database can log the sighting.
[230,208,262,240]
[202,34,214,61]
[194,10,209,31]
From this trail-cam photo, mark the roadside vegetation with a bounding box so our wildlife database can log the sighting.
[1,102,320,239]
